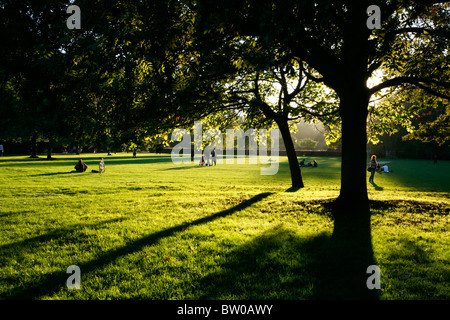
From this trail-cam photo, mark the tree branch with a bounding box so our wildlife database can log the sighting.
[287,65,308,101]
[413,82,450,100]
[291,106,339,119]
[302,66,325,83]
[369,76,450,99]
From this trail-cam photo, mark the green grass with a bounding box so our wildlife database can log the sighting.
[0,153,449,300]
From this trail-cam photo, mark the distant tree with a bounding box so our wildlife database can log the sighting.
[297,138,319,150]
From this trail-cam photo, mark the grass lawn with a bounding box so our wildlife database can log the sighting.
[0,153,449,300]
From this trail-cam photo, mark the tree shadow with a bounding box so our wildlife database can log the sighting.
[0,218,128,256]
[0,154,172,167]
[369,199,450,215]
[312,202,379,299]
[162,164,202,171]
[195,226,328,299]
[29,171,82,177]
[1,192,272,299]
[195,201,379,300]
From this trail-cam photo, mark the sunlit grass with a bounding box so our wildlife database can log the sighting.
[0,153,448,299]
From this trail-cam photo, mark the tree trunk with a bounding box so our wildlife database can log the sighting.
[258,101,304,188]
[46,138,53,160]
[333,2,372,217]
[30,135,38,158]
[276,119,304,188]
[335,88,370,217]
[320,88,379,299]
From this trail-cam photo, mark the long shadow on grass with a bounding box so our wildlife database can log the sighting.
[162,164,202,171]
[0,217,128,255]
[29,171,83,177]
[369,181,384,191]
[0,217,130,287]
[0,154,172,167]
[2,192,272,299]
[197,199,380,300]
[311,202,380,299]
[196,226,329,299]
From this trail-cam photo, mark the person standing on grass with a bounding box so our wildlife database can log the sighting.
[212,148,216,166]
[0,144,3,156]
[369,155,378,183]
[205,149,211,166]
[433,154,438,164]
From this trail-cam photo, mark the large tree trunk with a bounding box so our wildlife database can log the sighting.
[30,135,38,158]
[276,119,304,188]
[320,89,378,299]
[46,138,53,160]
[334,87,370,218]
[335,4,371,217]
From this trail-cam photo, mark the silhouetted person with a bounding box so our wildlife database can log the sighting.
[204,149,211,166]
[75,159,87,172]
[212,148,216,166]
[369,155,377,183]
[433,154,438,164]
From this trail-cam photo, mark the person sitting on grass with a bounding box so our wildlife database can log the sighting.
[313,160,318,167]
[299,159,306,167]
[75,159,87,172]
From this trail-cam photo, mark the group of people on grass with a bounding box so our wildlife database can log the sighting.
[299,159,318,167]
[297,154,392,184]
[74,158,105,173]
[199,148,217,166]
[72,153,398,181]
[368,154,393,183]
